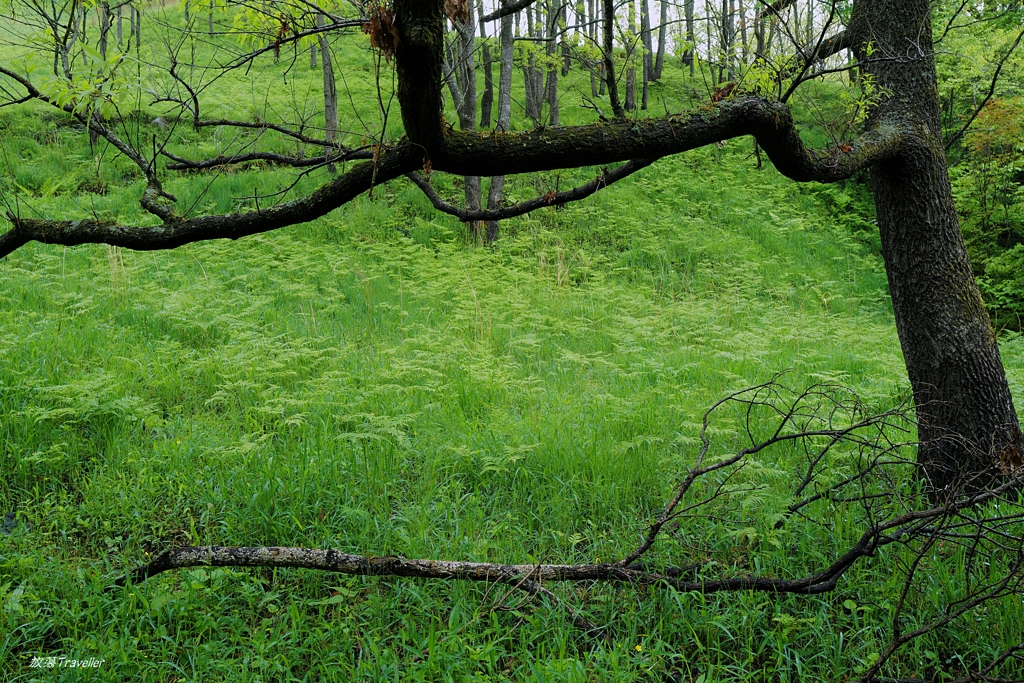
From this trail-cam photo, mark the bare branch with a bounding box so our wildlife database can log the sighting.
[945,25,1024,150]
[0,144,421,257]
[405,158,656,222]
[163,147,373,171]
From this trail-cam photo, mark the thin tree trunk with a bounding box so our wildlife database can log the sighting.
[639,0,650,109]
[134,7,141,51]
[116,5,122,47]
[81,9,89,66]
[479,0,493,127]
[485,9,515,242]
[601,0,619,113]
[640,0,652,88]
[522,6,544,124]
[738,0,749,64]
[317,18,338,173]
[458,16,482,213]
[726,0,736,82]
[625,0,637,110]
[754,11,765,61]
[685,0,695,76]
[545,2,560,125]
[561,2,571,75]
[653,0,667,80]
[625,60,636,110]
[98,3,109,60]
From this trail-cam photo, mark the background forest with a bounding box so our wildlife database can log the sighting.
[1,1,1024,681]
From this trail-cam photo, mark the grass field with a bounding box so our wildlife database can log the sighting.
[2,7,1024,682]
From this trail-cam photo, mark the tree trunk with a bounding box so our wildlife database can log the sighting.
[478,0,493,127]
[98,3,109,60]
[738,0,749,65]
[459,16,482,214]
[653,0,667,80]
[485,8,515,242]
[317,18,338,173]
[851,0,1023,492]
[725,0,736,82]
[639,0,650,109]
[640,0,652,87]
[684,0,695,75]
[625,59,636,111]
[545,2,560,125]
[116,5,122,47]
[561,2,571,76]
[600,0,617,109]
[522,7,544,124]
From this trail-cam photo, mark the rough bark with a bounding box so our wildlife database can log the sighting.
[848,0,1024,491]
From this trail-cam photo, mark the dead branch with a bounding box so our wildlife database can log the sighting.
[405,158,656,222]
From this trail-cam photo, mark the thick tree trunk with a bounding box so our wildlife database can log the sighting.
[852,0,1023,492]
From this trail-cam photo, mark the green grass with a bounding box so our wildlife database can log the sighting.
[2,7,1024,682]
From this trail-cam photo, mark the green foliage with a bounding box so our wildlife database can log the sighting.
[951,97,1024,330]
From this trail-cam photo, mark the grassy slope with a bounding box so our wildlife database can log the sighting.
[2,10,1024,683]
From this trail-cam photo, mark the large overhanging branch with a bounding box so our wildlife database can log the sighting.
[433,96,903,183]
[481,0,538,22]
[0,97,901,258]
[0,144,421,258]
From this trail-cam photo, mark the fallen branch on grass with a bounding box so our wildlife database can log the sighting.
[111,381,1024,676]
